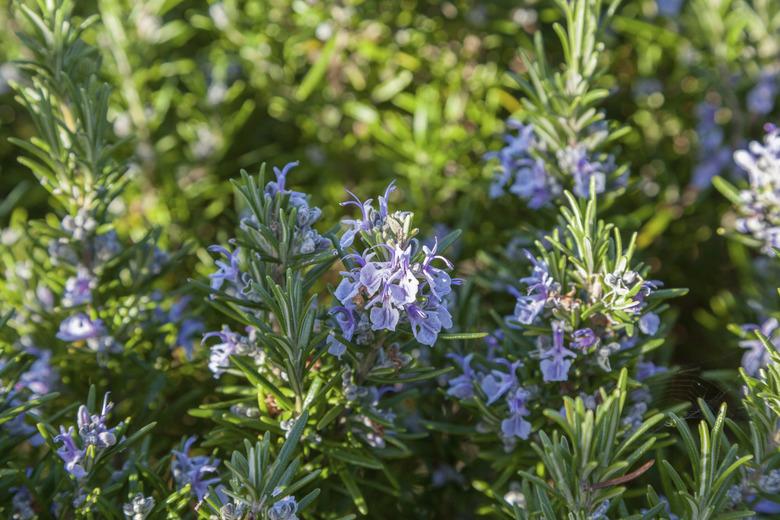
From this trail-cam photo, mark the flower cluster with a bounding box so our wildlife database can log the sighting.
[54,393,118,480]
[731,125,780,253]
[487,120,624,206]
[447,349,531,450]
[331,183,456,348]
[206,161,332,298]
[486,121,559,208]
[260,161,331,256]
[508,249,662,383]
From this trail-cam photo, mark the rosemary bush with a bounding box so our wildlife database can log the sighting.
[1,0,780,518]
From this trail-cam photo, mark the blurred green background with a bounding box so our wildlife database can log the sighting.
[1,0,778,384]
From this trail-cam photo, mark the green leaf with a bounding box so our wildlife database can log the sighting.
[337,468,368,515]
[296,37,337,101]
[439,332,488,341]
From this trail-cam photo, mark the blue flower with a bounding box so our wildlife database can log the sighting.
[265,161,299,197]
[480,361,520,405]
[57,313,105,342]
[171,437,220,500]
[54,426,87,479]
[501,387,531,440]
[656,0,682,16]
[260,161,330,254]
[326,334,347,358]
[77,393,117,449]
[369,293,401,331]
[639,312,660,335]
[572,328,598,350]
[62,266,96,307]
[539,321,576,382]
[177,319,204,360]
[446,353,475,400]
[590,499,610,520]
[690,101,732,188]
[421,240,453,300]
[268,496,299,520]
[339,182,398,248]
[753,497,780,515]
[635,361,668,381]
[486,121,560,207]
[207,245,241,291]
[11,486,35,520]
[17,347,56,396]
[556,145,612,198]
[509,251,559,326]
[334,182,455,346]
[732,125,780,254]
[330,305,357,340]
[123,493,155,520]
[747,72,778,116]
[740,318,780,376]
[406,303,443,346]
[203,326,250,378]
[54,391,118,480]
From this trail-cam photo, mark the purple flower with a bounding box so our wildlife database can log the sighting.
[334,183,455,346]
[406,304,443,346]
[54,426,87,479]
[334,271,360,305]
[207,245,241,291]
[753,498,780,515]
[326,334,347,358]
[265,161,299,197]
[747,72,778,116]
[17,348,56,396]
[339,182,397,248]
[368,295,401,331]
[731,126,780,254]
[177,319,204,360]
[639,312,660,335]
[171,437,220,500]
[203,326,247,378]
[421,240,454,300]
[657,0,683,16]
[693,148,732,189]
[636,361,668,381]
[57,313,105,342]
[480,362,520,405]
[446,353,475,400]
[62,266,96,307]
[268,496,299,520]
[77,393,117,449]
[330,305,357,340]
[539,321,576,382]
[486,121,559,207]
[501,387,531,440]
[556,145,612,198]
[54,392,119,480]
[572,328,598,350]
[11,486,35,519]
[510,251,559,326]
[740,318,780,376]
